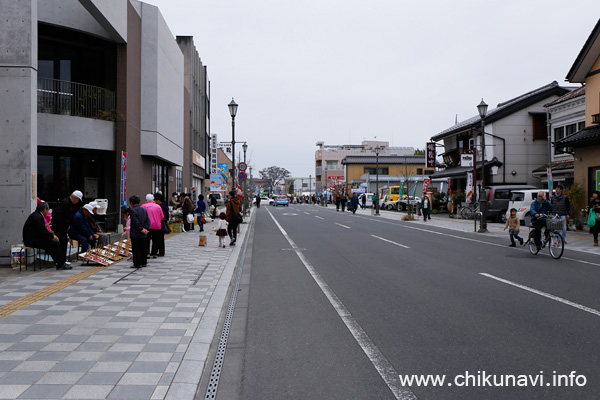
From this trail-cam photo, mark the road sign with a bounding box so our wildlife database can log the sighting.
[238,162,247,172]
[239,172,247,182]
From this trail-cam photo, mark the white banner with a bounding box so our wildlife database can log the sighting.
[466,172,473,203]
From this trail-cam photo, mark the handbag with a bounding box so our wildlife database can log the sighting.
[589,209,596,228]
[161,220,171,234]
[199,216,206,224]
[186,214,195,224]
[233,213,243,224]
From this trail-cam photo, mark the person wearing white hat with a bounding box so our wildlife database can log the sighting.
[68,203,97,252]
[86,202,110,246]
[52,190,84,262]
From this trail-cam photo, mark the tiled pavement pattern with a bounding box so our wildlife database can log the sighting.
[0,219,247,400]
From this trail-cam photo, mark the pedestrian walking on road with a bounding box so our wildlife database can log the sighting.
[255,194,261,208]
[587,190,600,246]
[551,185,570,243]
[361,194,366,209]
[128,195,150,269]
[341,194,347,212]
[335,195,341,211]
[504,208,524,247]
[421,195,432,221]
[216,212,228,248]
[350,193,359,214]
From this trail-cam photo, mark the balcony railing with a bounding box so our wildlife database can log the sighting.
[37,78,116,121]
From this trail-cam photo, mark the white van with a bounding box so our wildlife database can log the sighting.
[504,189,542,225]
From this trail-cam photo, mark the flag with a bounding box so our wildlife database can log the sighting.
[237,184,243,200]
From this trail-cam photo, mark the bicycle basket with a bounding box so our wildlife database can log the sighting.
[546,217,564,231]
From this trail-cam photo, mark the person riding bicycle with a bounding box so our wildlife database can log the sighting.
[530,191,553,251]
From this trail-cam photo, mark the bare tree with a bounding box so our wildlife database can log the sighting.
[259,166,291,193]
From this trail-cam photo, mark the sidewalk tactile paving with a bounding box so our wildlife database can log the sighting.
[0,221,246,399]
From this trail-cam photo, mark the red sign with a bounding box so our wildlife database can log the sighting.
[422,178,431,194]
[426,142,436,168]
[327,176,344,180]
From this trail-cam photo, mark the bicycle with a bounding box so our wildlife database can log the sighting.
[460,202,480,219]
[524,214,564,259]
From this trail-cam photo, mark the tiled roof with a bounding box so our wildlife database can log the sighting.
[431,81,572,141]
[544,85,585,107]
[342,155,425,164]
[531,159,574,173]
[555,125,600,146]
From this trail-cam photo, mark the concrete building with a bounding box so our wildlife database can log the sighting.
[315,140,414,196]
[177,36,210,199]
[0,0,209,264]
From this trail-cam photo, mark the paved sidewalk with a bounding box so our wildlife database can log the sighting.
[0,214,250,399]
[324,205,600,256]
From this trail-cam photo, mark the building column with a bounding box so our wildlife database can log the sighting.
[0,1,37,264]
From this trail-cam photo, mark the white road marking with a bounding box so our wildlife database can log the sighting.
[371,235,410,249]
[266,208,416,400]
[304,212,310,215]
[315,216,325,220]
[335,223,351,229]
[480,273,600,318]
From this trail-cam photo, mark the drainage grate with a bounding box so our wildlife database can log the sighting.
[204,245,245,399]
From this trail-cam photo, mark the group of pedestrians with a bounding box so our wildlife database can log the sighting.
[23,190,110,270]
[503,186,600,249]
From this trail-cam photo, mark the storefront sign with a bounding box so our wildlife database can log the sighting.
[327,176,344,180]
[426,142,436,168]
[461,154,473,167]
[422,178,431,194]
[193,151,205,168]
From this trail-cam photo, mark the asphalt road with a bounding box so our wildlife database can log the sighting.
[213,204,600,400]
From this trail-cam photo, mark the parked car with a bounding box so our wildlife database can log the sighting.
[273,196,289,207]
[504,189,541,225]
[484,185,538,222]
[210,193,224,206]
[253,196,274,206]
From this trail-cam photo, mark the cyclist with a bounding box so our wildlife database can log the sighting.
[530,191,553,251]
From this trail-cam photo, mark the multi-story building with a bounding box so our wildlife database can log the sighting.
[430,81,573,193]
[556,18,600,203]
[0,0,209,264]
[315,140,413,195]
[531,86,585,187]
[177,36,210,199]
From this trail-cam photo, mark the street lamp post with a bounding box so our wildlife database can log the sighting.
[228,98,238,191]
[242,142,248,216]
[375,147,380,216]
[477,99,488,233]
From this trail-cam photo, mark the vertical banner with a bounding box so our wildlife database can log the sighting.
[422,178,431,194]
[547,167,553,194]
[466,172,473,203]
[399,180,405,199]
[121,151,127,207]
[426,142,436,168]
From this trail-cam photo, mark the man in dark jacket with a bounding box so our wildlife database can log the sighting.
[23,202,70,270]
[129,195,150,268]
[68,204,97,252]
[52,190,83,261]
[551,185,570,243]
[350,193,359,214]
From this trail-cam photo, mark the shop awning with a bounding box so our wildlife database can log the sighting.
[430,157,503,179]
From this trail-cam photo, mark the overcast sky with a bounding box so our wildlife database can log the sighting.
[142,0,598,178]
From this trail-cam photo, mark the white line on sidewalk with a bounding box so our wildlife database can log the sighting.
[266,208,416,400]
[315,216,324,220]
[480,273,600,318]
[371,235,410,249]
[335,223,351,229]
